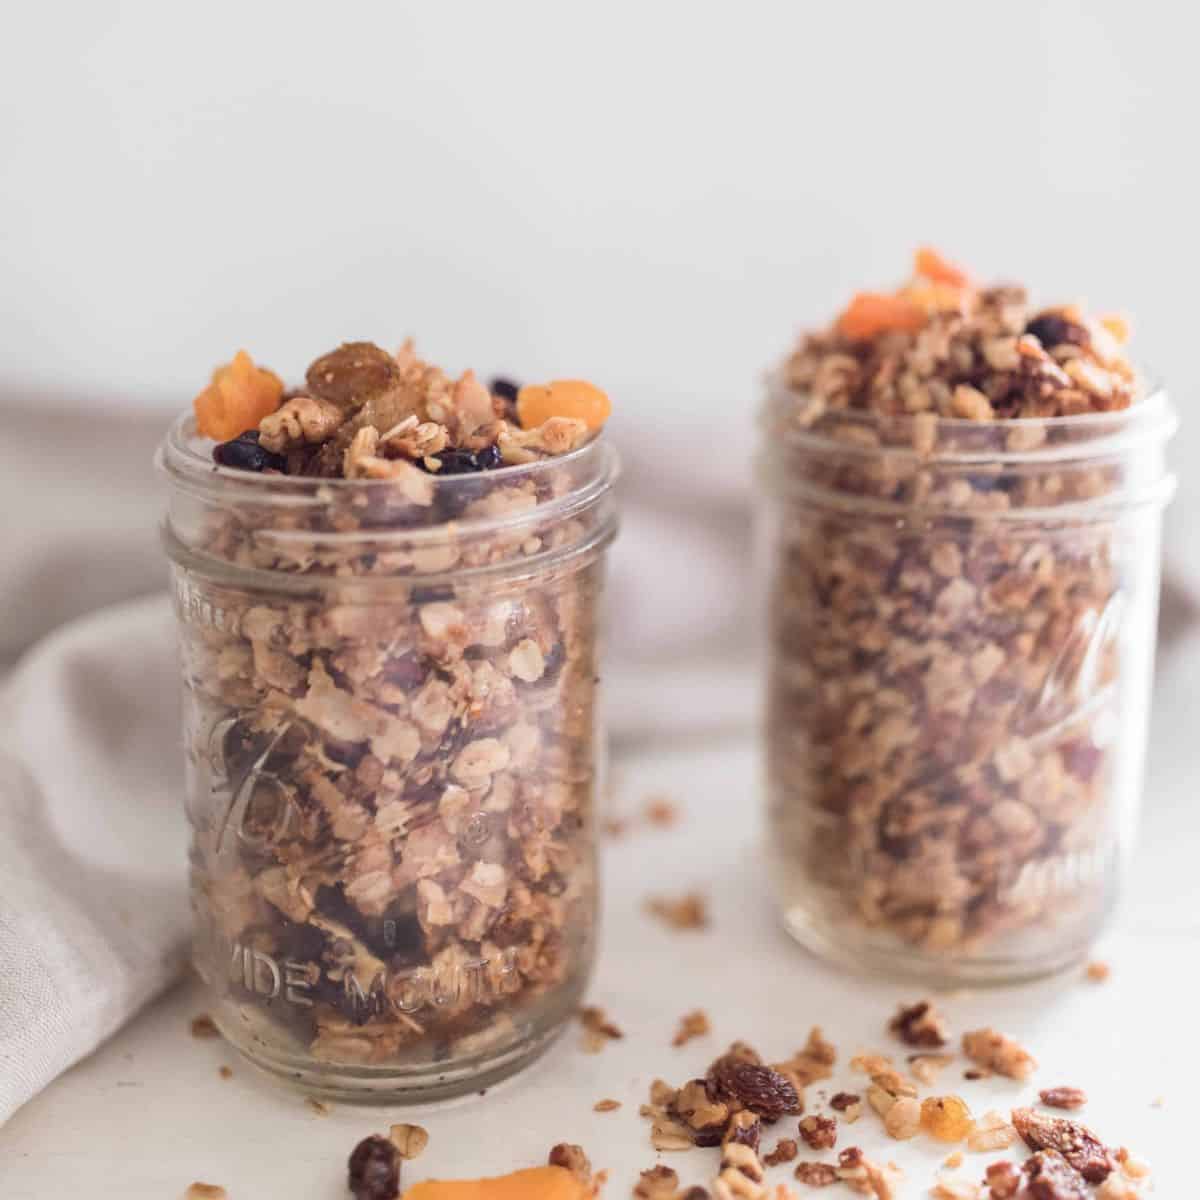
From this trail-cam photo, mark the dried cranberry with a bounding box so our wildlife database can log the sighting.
[1025,313,1089,349]
[212,430,286,473]
[347,1135,400,1200]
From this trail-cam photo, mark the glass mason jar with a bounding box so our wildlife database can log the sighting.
[759,381,1176,984]
[159,415,618,1100]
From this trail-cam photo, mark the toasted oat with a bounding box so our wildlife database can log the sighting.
[942,1151,964,1169]
[1085,961,1111,983]
[646,892,710,931]
[930,1180,981,1200]
[1039,1087,1087,1111]
[764,1138,799,1166]
[909,1053,954,1085]
[634,1165,680,1199]
[305,1096,330,1116]
[594,1098,622,1113]
[775,1028,836,1085]
[967,1111,1017,1153]
[644,795,680,827]
[673,1009,712,1047]
[189,1014,219,1039]
[888,1000,949,1048]
[184,1187,227,1200]
[389,1123,429,1160]
[961,1028,1036,1080]
[651,1113,697,1152]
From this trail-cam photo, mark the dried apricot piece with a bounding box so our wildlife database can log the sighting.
[920,1095,974,1142]
[193,351,284,442]
[901,282,970,317]
[836,292,927,341]
[914,246,972,287]
[402,1166,587,1200]
[516,380,611,432]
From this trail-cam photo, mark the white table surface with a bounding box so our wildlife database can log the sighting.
[3,642,1197,1198]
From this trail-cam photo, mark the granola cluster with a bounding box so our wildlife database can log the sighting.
[170,340,615,1087]
[764,250,1163,966]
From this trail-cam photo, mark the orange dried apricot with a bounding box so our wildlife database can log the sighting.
[920,1095,974,1142]
[836,292,927,341]
[516,380,611,432]
[403,1166,587,1200]
[902,282,971,317]
[193,351,284,441]
[914,246,971,288]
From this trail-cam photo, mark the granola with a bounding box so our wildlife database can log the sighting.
[962,1029,1037,1081]
[764,250,1174,971]
[166,341,616,1094]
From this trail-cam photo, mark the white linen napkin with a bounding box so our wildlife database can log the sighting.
[0,594,189,1124]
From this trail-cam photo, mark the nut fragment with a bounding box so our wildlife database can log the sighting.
[798,1115,837,1151]
[888,999,949,1047]
[388,1123,429,1160]
[635,1166,680,1199]
[646,892,710,931]
[673,1009,712,1047]
[984,1161,1021,1198]
[764,1138,799,1166]
[793,1161,838,1187]
[184,1187,228,1200]
[594,1098,621,1113]
[1011,1107,1115,1183]
[967,1111,1017,1153]
[882,1097,920,1140]
[961,1029,1037,1080]
[1039,1087,1087,1111]
[1023,1149,1089,1200]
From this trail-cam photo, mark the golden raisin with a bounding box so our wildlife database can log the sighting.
[516,380,611,432]
[194,350,284,441]
[920,1095,973,1142]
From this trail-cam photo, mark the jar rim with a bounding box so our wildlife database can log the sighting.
[764,374,1177,467]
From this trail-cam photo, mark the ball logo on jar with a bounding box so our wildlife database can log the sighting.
[209,718,305,856]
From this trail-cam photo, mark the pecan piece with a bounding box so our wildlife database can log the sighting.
[1023,1150,1089,1200]
[1012,1107,1115,1183]
[1038,1087,1087,1111]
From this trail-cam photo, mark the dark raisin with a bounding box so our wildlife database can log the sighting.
[1025,312,1089,349]
[1012,1107,1115,1183]
[489,377,520,402]
[212,430,286,473]
[347,1135,401,1200]
[1023,1150,1089,1200]
[421,444,503,475]
[710,1059,800,1120]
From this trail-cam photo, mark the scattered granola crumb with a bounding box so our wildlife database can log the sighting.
[217,1065,233,1080]
[634,1165,680,1199]
[579,1005,624,1052]
[306,1096,330,1116]
[189,1014,219,1039]
[646,892,710,931]
[799,1115,838,1151]
[967,1111,1017,1153]
[834,1146,902,1198]
[964,1069,989,1081]
[984,1160,1021,1198]
[1115,1148,1151,1180]
[1085,961,1111,983]
[930,1180,981,1200]
[765,1138,799,1166]
[644,795,679,827]
[1095,1176,1144,1200]
[909,1053,954,1085]
[794,1160,838,1187]
[962,1028,1037,1081]
[673,1010,712,1048]
[775,1028,837,1086]
[829,1092,861,1112]
[594,1098,621,1113]
[942,1151,964,1169]
[1039,1087,1087,1111]
[389,1123,429,1160]
[184,1186,227,1200]
[888,1000,949,1048]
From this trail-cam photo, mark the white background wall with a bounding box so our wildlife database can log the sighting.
[2,0,1197,658]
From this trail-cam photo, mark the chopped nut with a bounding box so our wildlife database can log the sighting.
[798,1115,837,1151]
[673,1009,712,1047]
[764,1138,799,1166]
[388,1123,428,1160]
[548,1143,592,1184]
[930,1181,981,1200]
[651,1113,697,1152]
[594,1098,621,1113]
[1012,1107,1115,1183]
[829,1092,860,1112]
[644,794,680,827]
[882,1097,920,1140]
[1023,1149,1089,1199]
[888,999,949,1048]
[967,1111,1017,1153]
[579,1005,623,1052]
[908,1053,954,1085]
[984,1160,1021,1198]
[793,1161,838,1187]
[634,1165,680,1199]
[775,1028,836,1085]
[961,1028,1037,1080]
[184,1187,227,1200]
[306,1097,330,1116]
[1039,1087,1087,1111]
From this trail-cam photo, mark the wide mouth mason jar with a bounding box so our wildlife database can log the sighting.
[159,414,618,1100]
[759,380,1176,985]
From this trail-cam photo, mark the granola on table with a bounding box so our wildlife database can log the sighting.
[762,248,1175,976]
[165,340,616,1095]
